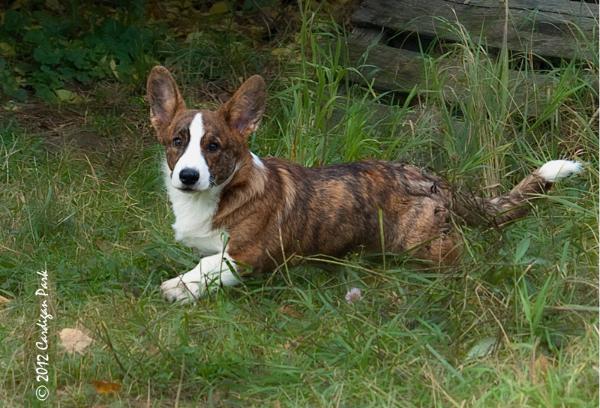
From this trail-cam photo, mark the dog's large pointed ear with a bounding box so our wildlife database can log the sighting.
[220,75,266,139]
[146,66,185,140]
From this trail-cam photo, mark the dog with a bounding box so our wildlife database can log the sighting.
[146,66,582,303]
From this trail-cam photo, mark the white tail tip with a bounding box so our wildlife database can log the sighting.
[537,160,583,183]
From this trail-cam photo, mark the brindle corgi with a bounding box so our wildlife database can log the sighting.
[146,66,582,302]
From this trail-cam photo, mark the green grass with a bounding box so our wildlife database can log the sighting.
[0,6,598,407]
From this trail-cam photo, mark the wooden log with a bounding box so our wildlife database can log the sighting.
[352,0,598,61]
[348,29,427,92]
[347,28,560,115]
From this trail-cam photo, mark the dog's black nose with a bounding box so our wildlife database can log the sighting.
[179,168,200,185]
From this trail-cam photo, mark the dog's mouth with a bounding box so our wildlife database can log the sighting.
[177,187,197,193]
[175,184,212,193]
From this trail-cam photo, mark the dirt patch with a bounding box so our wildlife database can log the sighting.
[0,83,152,153]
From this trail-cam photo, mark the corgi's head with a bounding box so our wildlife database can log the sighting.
[146,66,266,192]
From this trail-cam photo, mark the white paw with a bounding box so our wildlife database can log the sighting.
[160,254,241,303]
[160,275,203,303]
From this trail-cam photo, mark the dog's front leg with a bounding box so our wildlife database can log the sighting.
[160,253,240,303]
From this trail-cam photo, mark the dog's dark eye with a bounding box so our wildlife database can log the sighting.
[207,142,219,152]
[172,137,183,147]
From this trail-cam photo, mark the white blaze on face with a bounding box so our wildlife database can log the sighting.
[172,113,211,190]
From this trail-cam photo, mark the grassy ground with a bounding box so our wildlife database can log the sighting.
[0,4,598,407]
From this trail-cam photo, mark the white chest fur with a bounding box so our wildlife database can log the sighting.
[164,164,224,255]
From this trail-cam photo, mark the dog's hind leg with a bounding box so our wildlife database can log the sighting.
[393,197,462,268]
[160,252,240,303]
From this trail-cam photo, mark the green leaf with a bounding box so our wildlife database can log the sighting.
[0,42,16,57]
[33,46,62,65]
[109,58,120,79]
[34,83,56,102]
[514,237,530,264]
[2,10,27,33]
[209,1,229,14]
[23,29,46,44]
[55,89,80,103]
[465,337,498,360]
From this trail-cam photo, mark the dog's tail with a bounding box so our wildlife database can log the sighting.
[453,160,583,227]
